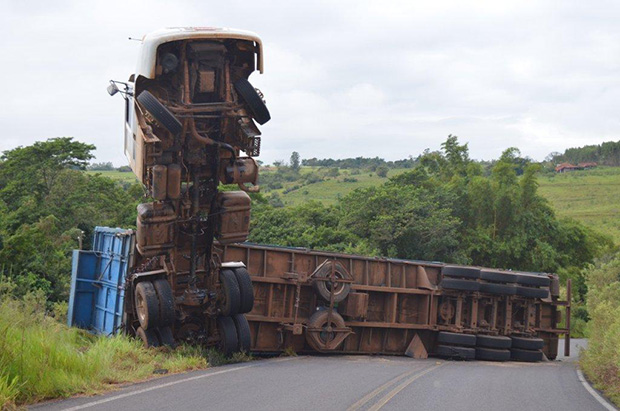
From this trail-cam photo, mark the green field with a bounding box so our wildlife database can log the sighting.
[538,167,620,244]
[86,170,138,184]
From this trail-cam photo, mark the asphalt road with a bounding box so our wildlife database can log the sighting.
[35,339,614,411]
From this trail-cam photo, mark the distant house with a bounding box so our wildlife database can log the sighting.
[555,162,597,173]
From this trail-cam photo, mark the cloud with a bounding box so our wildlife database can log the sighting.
[0,0,619,166]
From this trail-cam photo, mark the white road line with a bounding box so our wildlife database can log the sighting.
[61,356,301,411]
[347,365,432,411]
[368,363,444,411]
[576,369,617,411]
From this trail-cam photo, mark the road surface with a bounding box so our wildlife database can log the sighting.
[35,339,614,411]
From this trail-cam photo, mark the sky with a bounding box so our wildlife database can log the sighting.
[0,0,619,166]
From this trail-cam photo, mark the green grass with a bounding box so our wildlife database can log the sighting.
[0,292,207,408]
[86,170,138,184]
[538,167,620,244]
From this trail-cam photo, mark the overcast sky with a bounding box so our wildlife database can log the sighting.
[1,0,619,165]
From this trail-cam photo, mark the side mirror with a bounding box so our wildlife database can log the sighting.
[107,81,120,96]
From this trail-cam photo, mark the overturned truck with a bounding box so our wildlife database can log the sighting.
[70,27,570,362]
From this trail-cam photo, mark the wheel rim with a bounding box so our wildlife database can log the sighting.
[136,292,146,324]
[325,271,346,296]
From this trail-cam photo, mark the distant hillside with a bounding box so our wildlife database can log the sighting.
[549,140,620,167]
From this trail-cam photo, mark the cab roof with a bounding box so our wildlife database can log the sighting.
[135,27,264,79]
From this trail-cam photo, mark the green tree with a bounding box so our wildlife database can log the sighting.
[290,152,300,172]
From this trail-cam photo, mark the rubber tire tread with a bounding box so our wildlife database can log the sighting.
[135,281,160,330]
[442,265,480,279]
[234,78,271,125]
[136,90,182,135]
[511,348,543,362]
[220,270,241,317]
[436,344,475,360]
[511,336,544,350]
[232,268,254,314]
[440,278,480,292]
[217,316,239,357]
[136,326,160,348]
[475,347,511,361]
[476,334,512,349]
[155,326,177,348]
[516,273,551,287]
[480,269,518,283]
[232,314,252,353]
[152,279,175,327]
[438,331,477,347]
[312,261,351,303]
[516,286,549,299]
[480,282,517,296]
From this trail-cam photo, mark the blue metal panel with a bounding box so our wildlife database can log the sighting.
[68,227,135,335]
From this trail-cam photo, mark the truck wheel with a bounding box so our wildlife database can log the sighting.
[220,270,241,316]
[516,273,551,287]
[442,266,480,279]
[480,269,518,283]
[516,286,549,299]
[480,282,517,295]
[217,316,239,357]
[136,90,183,136]
[135,281,160,330]
[232,268,254,314]
[476,334,512,349]
[306,310,346,352]
[232,314,252,353]
[475,347,511,361]
[511,348,543,362]
[440,278,480,292]
[437,331,476,347]
[312,261,351,303]
[436,344,475,360]
[136,326,160,348]
[234,78,271,125]
[155,326,177,348]
[153,278,176,327]
[510,336,544,350]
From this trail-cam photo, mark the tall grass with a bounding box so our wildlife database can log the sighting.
[580,253,620,406]
[0,290,207,408]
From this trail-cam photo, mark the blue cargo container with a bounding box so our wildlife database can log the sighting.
[68,227,135,335]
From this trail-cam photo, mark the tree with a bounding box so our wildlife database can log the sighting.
[290,152,300,172]
[376,165,389,178]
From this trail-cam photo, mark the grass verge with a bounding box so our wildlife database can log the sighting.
[0,293,207,408]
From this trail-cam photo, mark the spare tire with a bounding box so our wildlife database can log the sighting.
[441,278,480,292]
[136,90,183,136]
[312,261,351,303]
[438,331,476,347]
[234,78,271,125]
[442,266,480,279]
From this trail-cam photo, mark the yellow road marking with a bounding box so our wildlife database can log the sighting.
[347,364,438,411]
[368,363,444,411]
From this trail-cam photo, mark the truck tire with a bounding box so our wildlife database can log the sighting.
[136,90,182,136]
[511,336,544,350]
[217,316,239,357]
[516,273,550,287]
[155,326,177,348]
[476,334,512,349]
[136,326,160,348]
[306,310,346,352]
[516,286,549,299]
[234,78,271,125]
[442,266,480,279]
[232,268,254,314]
[480,283,517,296]
[438,331,476,347]
[475,347,511,361]
[220,270,241,316]
[232,314,252,353]
[440,278,480,292]
[312,261,351,303]
[511,348,543,362]
[153,279,176,327]
[480,269,518,283]
[436,344,475,360]
[135,281,160,330]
